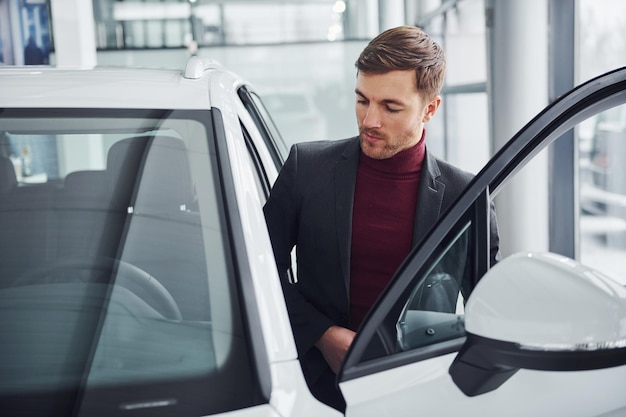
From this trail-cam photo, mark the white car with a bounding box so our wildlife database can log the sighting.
[0,58,625,417]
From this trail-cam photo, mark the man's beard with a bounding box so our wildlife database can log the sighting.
[359,128,396,160]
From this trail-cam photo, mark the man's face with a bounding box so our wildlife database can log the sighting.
[355,70,441,160]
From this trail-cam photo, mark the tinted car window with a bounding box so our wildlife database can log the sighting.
[237,87,288,164]
[351,214,475,367]
[397,222,471,352]
[0,110,263,416]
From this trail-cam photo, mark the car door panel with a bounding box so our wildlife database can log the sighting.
[341,355,626,417]
[339,67,626,416]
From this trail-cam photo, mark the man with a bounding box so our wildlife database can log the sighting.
[263,25,500,411]
[24,36,44,65]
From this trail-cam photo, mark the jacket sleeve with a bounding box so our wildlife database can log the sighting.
[263,145,335,356]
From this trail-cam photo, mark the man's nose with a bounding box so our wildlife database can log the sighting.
[362,106,382,129]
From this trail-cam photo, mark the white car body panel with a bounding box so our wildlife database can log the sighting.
[0,67,213,109]
[206,68,334,415]
[340,352,626,417]
[269,361,341,417]
[208,69,298,364]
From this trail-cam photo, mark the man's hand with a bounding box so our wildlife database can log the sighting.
[315,326,356,374]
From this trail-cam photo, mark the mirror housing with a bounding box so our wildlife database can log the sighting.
[450,252,626,396]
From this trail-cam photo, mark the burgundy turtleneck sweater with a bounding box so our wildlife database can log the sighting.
[349,135,426,330]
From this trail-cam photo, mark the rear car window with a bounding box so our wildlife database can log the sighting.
[0,109,264,416]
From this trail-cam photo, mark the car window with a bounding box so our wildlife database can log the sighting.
[0,110,264,416]
[263,93,310,114]
[237,86,288,165]
[349,207,480,368]
[397,222,470,352]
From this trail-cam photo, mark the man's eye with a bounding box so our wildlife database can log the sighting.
[386,107,400,113]
[357,99,367,105]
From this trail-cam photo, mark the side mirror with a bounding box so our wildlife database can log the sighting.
[449,252,626,396]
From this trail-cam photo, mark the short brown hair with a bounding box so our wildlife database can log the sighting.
[356,25,446,99]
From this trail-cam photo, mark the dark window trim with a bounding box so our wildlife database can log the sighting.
[240,122,271,197]
[237,86,287,167]
[473,189,491,287]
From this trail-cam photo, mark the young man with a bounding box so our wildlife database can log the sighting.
[263,25,500,411]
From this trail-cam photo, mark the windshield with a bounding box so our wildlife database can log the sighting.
[0,109,262,416]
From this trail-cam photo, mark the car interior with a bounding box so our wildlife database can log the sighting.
[0,120,262,415]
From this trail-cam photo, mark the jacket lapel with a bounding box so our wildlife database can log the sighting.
[413,149,445,245]
[335,138,360,292]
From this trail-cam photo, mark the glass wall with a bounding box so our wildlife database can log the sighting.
[93,0,489,168]
[577,0,626,283]
[0,0,52,65]
[94,0,348,49]
[2,0,489,167]
[419,0,489,173]
[94,0,369,145]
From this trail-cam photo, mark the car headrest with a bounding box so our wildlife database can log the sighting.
[0,156,17,195]
[106,136,194,213]
[62,170,109,207]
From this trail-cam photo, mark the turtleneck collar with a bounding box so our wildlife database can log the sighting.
[359,129,426,175]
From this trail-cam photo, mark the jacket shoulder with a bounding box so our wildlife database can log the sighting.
[431,154,475,185]
[287,137,358,170]
[292,137,356,157]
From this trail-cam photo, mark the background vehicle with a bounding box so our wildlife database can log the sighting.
[0,59,625,416]
[261,89,328,146]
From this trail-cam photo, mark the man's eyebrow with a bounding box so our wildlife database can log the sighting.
[381,98,405,107]
[354,88,405,106]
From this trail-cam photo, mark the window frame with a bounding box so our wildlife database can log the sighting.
[238,86,288,166]
[209,107,273,403]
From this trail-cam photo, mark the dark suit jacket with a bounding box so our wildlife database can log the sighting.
[263,136,499,384]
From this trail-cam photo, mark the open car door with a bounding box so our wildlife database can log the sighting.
[338,67,626,416]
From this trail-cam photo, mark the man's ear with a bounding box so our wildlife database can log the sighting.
[422,95,442,122]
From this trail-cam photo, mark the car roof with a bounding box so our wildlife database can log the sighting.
[0,57,244,110]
